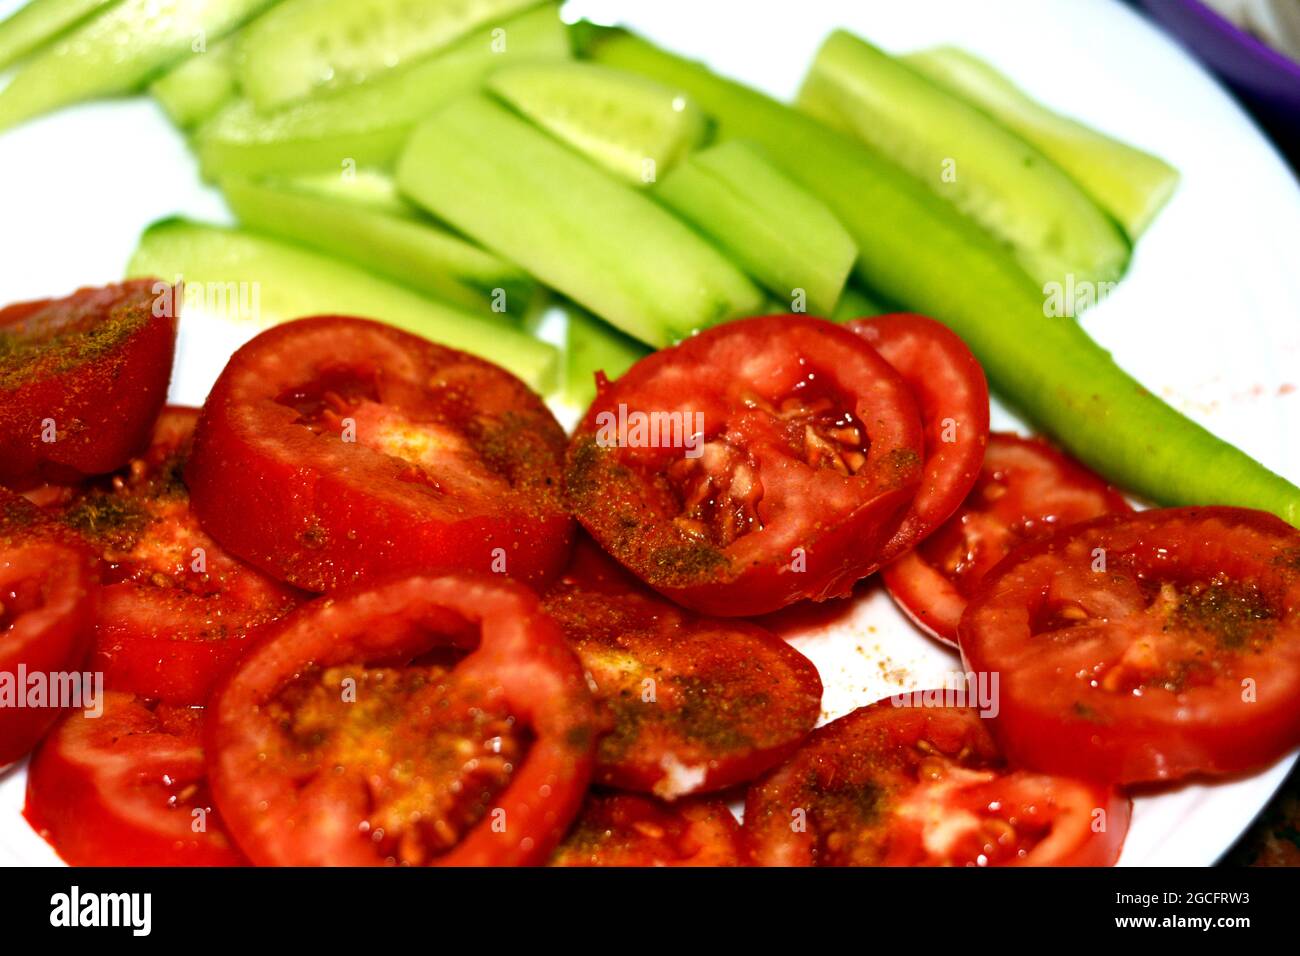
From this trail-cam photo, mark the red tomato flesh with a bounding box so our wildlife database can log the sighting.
[550,792,747,866]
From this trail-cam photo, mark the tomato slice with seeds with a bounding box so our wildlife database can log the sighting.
[0,280,177,484]
[53,407,302,705]
[207,574,596,866]
[743,699,1129,866]
[550,792,747,866]
[543,538,822,798]
[960,507,1300,785]
[883,432,1131,644]
[25,692,243,865]
[846,314,989,561]
[566,315,924,616]
[187,316,573,592]
[0,489,97,766]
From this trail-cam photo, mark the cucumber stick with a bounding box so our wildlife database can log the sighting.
[220,174,536,318]
[563,305,649,408]
[487,61,708,185]
[194,3,568,179]
[150,39,237,129]
[797,30,1130,289]
[831,284,890,322]
[126,218,557,392]
[655,140,855,315]
[236,0,544,110]
[0,0,117,71]
[905,46,1179,239]
[581,27,1300,526]
[395,94,764,348]
[0,0,276,133]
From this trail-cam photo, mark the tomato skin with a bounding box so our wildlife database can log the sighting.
[0,280,177,483]
[187,316,573,593]
[960,506,1300,785]
[846,314,989,560]
[0,490,98,767]
[550,793,747,866]
[25,692,244,866]
[567,315,924,616]
[207,574,597,866]
[884,432,1131,645]
[743,698,1129,867]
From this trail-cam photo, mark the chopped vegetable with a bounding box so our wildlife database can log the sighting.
[562,304,649,408]
[0,0,116,71]
[149,38,237,129]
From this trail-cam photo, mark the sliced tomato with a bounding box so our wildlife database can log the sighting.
[960,507,1300,785]
[207,574,597,866]
[544,538,822,798]
[883,432,1131,644]
[846,313,989,560]
[743,699,1130,866]
[0,489,97,766]
[0,280,177,484]
[53,407,302,705]
[186,316,572,593]
[566,315,924,616]
[25,692,243,865]
[550,793,747,866]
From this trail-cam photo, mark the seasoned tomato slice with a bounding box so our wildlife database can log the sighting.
[960,507,1300,784]
[51,407,303,705]
[207,575,597,866]
[847,314,989,560]
[187,316,573,592]
[0,280,177,483]
[883,432,1131,644]
[543,538,822,798]
[744,699,1129,866]
[25,692,243,865]
[551,793,747,866]
[566,315,924,616]
[0,488,97,766]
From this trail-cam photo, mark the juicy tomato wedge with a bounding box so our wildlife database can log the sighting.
[960,507,1300,785]
[0,280,177,484]
[566,315,924,616]
[207,574,597,866]
[543,538,823,798]
[0,489,97,766]
[550,792,747,866]
[846,314,989,560]
[187,316,573,592]
[50,407,302,705]
[25,692,243,865]
[744,699,1130,866]
[883,432,1131,644]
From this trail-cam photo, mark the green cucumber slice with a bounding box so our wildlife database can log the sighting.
[150,38,236,129]
[126,218,557,392]
[194,3,568,179]
[235,0,544,110]
[487,60,708,185]
[0,0,276,133]
[395,94,764,348]
[220,174,535,318]
[0,0,116,71]
[830,284,890,322]
[563,304,650,409]
[796,30,1130,288]
[655,140,856,315]
[904,46,1179,239]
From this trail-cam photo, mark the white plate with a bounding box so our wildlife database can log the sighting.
[1,0,1298,867]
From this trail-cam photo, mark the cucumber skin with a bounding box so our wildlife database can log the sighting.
[150,40,236,129]
[563,305,650,409]
[221,176,535,318]
[126,218,558,393]
[655,140,856,315]
[395,94,764,349]
[487,60,709,185]
[236,0,545,110]
[0,0,116,71]
[905,46,1179,240]
[582,27,1300,527]
[194,4,569,179]
[798,30,1130,290]
[0,0,277,133]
